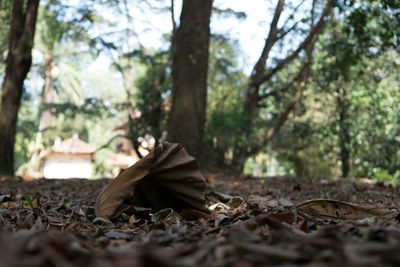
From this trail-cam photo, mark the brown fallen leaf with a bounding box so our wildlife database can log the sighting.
[247,195,273,209]
[96,142,208,218]
[296,199,398,220]
[227,196,245,209]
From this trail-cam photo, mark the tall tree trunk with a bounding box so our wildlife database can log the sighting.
[166,0,212,158]
[38,53,54,131]
[336,84,351,178]
[31,53,54,162]
[0,0,40,176]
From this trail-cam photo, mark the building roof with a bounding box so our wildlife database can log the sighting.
[52,134,96,154]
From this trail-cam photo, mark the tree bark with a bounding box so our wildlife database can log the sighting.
[0,0,40,176]
[166,0,212,158]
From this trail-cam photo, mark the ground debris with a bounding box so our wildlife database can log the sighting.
[1,176,400,266]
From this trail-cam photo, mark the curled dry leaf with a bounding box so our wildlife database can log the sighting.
[209,202,230,211]
[227,196,244,209]
[151,208,182,223]
[96,142,208,218]
[296,199,398,220]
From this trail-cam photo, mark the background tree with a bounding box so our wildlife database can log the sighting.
[218,0,335,170]
[204,36,247,167]
[261,0,400,178]
[313,0,400,177]
[135,50,170,144]
[0,0,40,176]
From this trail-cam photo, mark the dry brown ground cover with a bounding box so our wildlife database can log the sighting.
[1,174,400,267]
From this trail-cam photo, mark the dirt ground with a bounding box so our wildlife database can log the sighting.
[1,174,400,267]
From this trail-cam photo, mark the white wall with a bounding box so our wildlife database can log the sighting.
[43,154,92,179]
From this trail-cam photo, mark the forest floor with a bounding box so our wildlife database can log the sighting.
[1,174,400,267]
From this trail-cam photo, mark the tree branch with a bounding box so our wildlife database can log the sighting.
[250,0,284,78]
[247,6,320,157]
[276,0,306,41]
[253,0,335,86]
[22,0,40,42]
[258,62,309,101]
[93,134,130,154]
[249,61,311,156]
[171,0,177,35]
[276,20,300,41]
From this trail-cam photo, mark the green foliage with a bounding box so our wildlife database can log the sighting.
[212,7,246,20]
[370,168,400,183]
[15,118,37,169]
[134,50,170,140]
[349,53,400,178]
[263,0,400,178]
[339,0,400,50]
[22,195,34,209]
[273,47,400,178]
[204,36,247,164]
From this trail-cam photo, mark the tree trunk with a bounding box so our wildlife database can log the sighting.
[336,84,351,178]
[166,0,212,158]
[31,53,54,163]
[0,0,40,176]
[38,53,55,131]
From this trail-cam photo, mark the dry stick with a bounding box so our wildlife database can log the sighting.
[93,134,130,154]
[74,188,104,203]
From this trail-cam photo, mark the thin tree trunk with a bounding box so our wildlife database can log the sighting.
[0,0,40,176]
[31,53,54,163]
[336,84,351,178]
[38,53,54,131]
[166,0,212,158]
